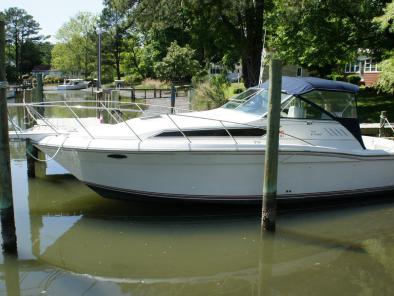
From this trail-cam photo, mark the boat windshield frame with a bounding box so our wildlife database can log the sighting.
[221,88,291,116]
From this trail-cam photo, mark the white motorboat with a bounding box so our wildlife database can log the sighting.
[9,77,394,203]
[57,79,88,90]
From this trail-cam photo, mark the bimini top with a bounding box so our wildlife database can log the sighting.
[259,76,359,96]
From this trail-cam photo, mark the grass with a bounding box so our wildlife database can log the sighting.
[357,88,394,123]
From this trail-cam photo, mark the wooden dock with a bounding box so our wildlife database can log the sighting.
[360,123,393,137]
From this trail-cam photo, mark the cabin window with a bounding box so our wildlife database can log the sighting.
[281,97,332,120]
[222,88,289,115]
[301,90,357,119]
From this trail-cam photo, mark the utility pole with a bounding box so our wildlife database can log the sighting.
[261,58,282,233]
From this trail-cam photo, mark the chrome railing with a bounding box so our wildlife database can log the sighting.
[7,100,313,146]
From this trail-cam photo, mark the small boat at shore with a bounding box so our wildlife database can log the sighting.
[57,79,88,90]
[9,76,394,203]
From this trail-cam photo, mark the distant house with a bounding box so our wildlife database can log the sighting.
[31,65,63,78]
[209,63,242,83]
[261,64,310,82]
[344,56,381,86]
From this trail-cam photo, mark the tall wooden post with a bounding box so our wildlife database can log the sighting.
[170,85,176,114]
[262,58,282,233]
[35,73,44,116]
[131,88,136,102]
[26,74,44,178]
[379,111,387,138]
[0,18,18,254]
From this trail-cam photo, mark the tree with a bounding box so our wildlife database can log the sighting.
[52,12,97,78]
[100,0,131,80]
[154,41,200,83]
[374,1,394,93]
[267,0,390,77]
[113,0,265,87]
[3,7,44,80]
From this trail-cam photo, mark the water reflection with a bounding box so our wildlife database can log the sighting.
[2,126,394,295]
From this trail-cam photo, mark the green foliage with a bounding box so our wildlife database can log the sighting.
[376,55,394,93]
[193,76,230,110]
[326,74,346,81]
[347,74,362,85]
[374,1,394,33]
[44,76,62,85]
[268,0,389,77]
[3,7,45,80]
[52,12,97,78]
[134,0,264,87]
[124,73,143,85]
[374,2,394,94]
[154,41,200,83]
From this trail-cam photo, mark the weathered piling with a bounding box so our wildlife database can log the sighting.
[35,74,44,115]
[26,74,44,178]
[261,58,282,233]
[0,18,18,254]
[170,85,176,114]
[379,111,387,138]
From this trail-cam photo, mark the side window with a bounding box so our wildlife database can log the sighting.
[301,90,357,118]
[281,97,332,120]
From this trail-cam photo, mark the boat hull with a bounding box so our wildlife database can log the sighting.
[57,84,87,90]
[37,145,394,203]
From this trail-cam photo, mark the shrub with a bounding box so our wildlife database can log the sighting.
[346,74,361,85]
[376,56,394,94]
[124,73,143,86]
[327,74,346,81]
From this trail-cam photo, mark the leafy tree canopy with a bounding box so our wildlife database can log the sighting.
[52,12,97,78]
[155,41,200,83]
[268,0,390,77]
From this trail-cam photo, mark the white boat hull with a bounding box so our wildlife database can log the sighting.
[57,84,87,90]
[37,144,394,202]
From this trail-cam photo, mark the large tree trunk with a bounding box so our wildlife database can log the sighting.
[242,0,264,88]
[114,28,122,80]
[14,36,20,81]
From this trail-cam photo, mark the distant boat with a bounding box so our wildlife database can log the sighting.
[6,89,15,99]
[57,79,88,90]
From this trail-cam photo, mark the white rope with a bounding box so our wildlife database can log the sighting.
[25,135,68,162]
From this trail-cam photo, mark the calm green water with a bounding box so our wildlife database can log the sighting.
[2,91,394,295]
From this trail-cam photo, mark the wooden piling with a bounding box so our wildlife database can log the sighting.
[0,18,18,253]
[261,58,282,233]
[170,85,176,114]
[379,111,387,138]
[26,74,44,178]
[131,88,135,102]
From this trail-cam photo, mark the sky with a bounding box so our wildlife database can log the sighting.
[0,0,104,43]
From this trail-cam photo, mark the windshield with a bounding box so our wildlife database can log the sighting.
[222,88,290,115]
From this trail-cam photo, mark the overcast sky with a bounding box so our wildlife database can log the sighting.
[0,0,104,43]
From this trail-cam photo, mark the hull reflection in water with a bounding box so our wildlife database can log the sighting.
[2,141,394,296]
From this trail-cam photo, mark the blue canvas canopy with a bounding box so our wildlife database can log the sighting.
[259,76,359,95]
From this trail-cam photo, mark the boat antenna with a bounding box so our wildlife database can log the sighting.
[258,28,267,85]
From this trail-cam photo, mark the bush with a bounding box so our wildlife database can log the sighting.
[44,76,62,84]
[376,56,394,94]
[124,73,143,86]
[327,74,346,81]
[346,74,361,85]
